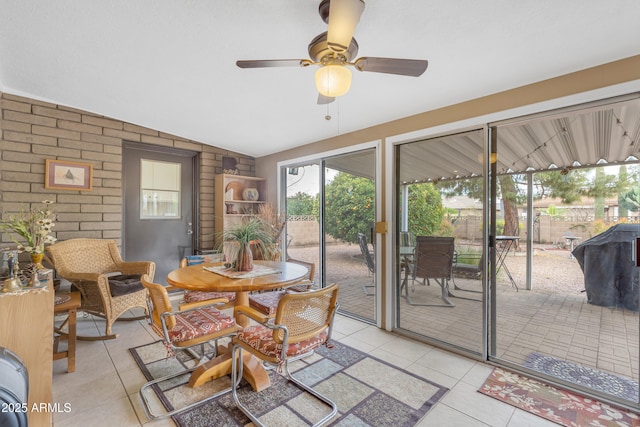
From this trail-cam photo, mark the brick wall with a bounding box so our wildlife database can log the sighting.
[0,92,255,251]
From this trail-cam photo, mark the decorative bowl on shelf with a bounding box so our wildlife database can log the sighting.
[242,188,259,201]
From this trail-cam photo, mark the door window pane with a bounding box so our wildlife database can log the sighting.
[140,159,181,218]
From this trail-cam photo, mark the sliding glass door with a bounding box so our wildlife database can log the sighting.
[490,96,640,407]
[324,149,377,322]
[282,147,378,324]
[395,129,487,355]
[393,94,640,410]
[284,163,321,285]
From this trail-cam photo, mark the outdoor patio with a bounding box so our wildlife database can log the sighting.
[288,242,640,393]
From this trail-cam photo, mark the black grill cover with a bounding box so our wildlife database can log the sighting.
[572,224,640,311]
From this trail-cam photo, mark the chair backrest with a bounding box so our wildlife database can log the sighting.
[358,233,375,274]
[399,231,415,247]
[47,238,123,276]
[286,256,316,283]
[414,236,455,279]
[273,283,339,345]
[141,274,176,330]
[179,253,224,268]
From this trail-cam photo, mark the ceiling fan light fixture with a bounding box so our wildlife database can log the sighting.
[316,64,352,97]
[327,0,365,53]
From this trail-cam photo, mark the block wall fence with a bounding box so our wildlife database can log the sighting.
[0,92,255,252]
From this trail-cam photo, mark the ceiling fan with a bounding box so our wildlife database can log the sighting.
[236,0,429,104]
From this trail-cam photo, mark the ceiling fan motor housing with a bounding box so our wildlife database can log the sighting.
[308,32,358,64]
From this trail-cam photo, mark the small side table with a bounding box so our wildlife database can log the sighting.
[53,292,81,373]
[565,236,580,259]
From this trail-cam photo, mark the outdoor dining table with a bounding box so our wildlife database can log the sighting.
[166,260,309,391]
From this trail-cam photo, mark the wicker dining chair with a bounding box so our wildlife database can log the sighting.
[46,238,155,340]
[139,274,239,420]
[177,255,236,310]
[247,257,315,317]
[231,283,339,427]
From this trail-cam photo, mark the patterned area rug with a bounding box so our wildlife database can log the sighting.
[479,367,640,427]
[524,352,639,401]
[130,340,448,426]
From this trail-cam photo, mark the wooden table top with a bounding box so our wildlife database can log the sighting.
[166,261,309,293]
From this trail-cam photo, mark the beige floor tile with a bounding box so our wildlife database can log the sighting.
[418,403,492,426]
[54,395,141,427]
[441,381,515,426]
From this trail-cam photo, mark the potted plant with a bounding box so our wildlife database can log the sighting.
[0,200,57,267]
[219,217,273,271]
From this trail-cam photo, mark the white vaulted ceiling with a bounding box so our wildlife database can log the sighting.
[1,1,639,157]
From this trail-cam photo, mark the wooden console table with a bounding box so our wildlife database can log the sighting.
[0,284,53,426]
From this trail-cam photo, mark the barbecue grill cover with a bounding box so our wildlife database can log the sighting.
[572,224,640,311]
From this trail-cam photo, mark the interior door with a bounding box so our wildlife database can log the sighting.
[123,143,197,285]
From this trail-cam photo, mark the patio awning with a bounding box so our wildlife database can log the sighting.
[398,96,640,183]
[319,96,640,183]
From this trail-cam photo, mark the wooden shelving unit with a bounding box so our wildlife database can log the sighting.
[214,174,267,248]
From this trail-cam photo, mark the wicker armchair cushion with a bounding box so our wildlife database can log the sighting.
[236,324,328,360]
[108,274,143,297]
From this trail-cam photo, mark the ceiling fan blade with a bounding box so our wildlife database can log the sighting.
[354,57,428,77]
[317,94,335,105]
[327,0,365,53]
[236,59,311,69]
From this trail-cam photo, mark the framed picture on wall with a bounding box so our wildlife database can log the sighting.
[45,159,93,191]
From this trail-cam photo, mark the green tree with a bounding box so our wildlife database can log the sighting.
[534,170,588,203]
[406,183,446,236]
[589,168,617,220]
[618,165,630,218]
[619,187,640,212]
[324,173,375,243]
[286,191,318,217]
[324,174,447,243]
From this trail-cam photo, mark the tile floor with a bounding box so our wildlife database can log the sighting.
[51,309,560,427]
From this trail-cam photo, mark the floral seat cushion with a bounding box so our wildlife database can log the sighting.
[152,306,236,343]
[236,324,328,360]
[183,290,236,303]
[248,291,286,315]
[248,283,312,316]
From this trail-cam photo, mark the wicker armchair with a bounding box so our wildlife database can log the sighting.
[46,238,155,340]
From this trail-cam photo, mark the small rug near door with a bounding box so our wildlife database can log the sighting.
[524,352,639,401]
[130,340,448,426]
[479,367,640,427]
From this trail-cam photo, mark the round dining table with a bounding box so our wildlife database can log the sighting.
[166,260,309,391]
